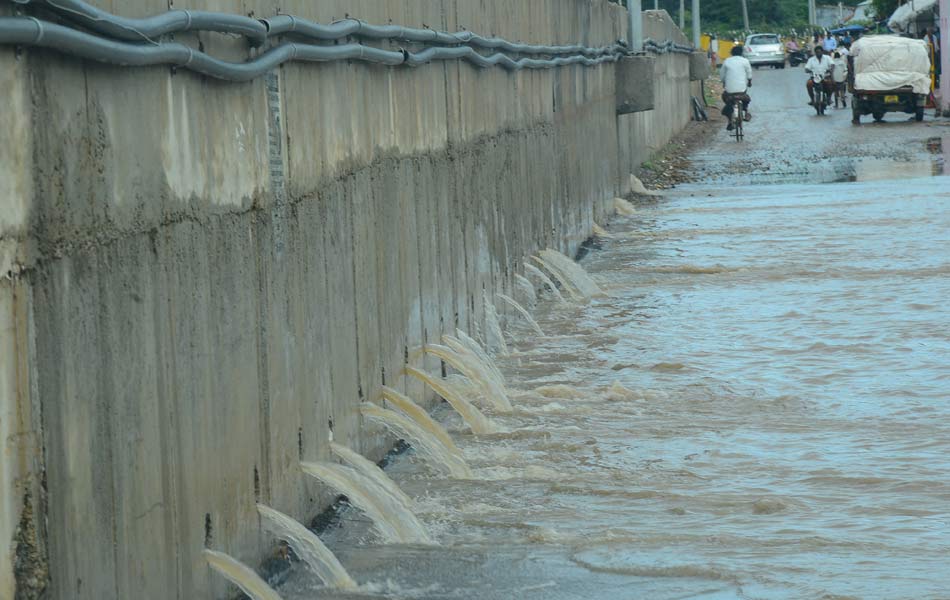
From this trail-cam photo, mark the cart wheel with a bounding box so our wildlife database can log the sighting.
[915,107,925,122]
[872,111,884,122]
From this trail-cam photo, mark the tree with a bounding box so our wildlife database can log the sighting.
[871,0,899,22]
[642,0,862,32]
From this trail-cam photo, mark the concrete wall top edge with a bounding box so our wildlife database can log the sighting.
[81,0,626,47]
[642,10,691,47]
[11,0,627,262]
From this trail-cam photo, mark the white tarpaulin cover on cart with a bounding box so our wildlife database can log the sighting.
[887,0,937,32]
[851,35,932,94]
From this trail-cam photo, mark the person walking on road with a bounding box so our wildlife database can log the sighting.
[924,27,940,84]
[805,46,835,106]
[720,45,753,131]
[823,34,838,53]
[832,51,848,106]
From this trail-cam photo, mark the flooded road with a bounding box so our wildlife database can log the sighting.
[273,68,949,599]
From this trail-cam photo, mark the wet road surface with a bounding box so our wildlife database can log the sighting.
[278,67,950,600]
[692,66,950,184]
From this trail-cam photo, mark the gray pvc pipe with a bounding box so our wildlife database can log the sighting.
[16,0,628,57]
[22,0,268,45]
[643,38,693,54]
[0,17,621,81]
[0,18,405,81]
[262,15,623,57]
[407,46,620,69]
[18,0,621,57]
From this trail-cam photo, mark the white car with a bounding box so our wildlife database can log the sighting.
[743,33,786,69]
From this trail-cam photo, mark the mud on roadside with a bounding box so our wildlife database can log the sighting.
[636,78,725,190]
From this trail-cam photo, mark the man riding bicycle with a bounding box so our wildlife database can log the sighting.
[805,46,835,106]
[720,45,752,131]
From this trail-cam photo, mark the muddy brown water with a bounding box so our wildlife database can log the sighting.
[273,68,949,600]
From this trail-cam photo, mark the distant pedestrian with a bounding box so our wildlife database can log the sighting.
[832,51,848,106]
[823,34,837,53]
[925,27,940,83]
[710,35,720,68]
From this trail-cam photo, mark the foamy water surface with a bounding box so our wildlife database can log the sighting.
[279,175,949,600]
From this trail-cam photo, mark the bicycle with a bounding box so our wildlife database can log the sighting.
[723,93,746,141]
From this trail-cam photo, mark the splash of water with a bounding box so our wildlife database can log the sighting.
[405,366,501,434]
[330,442,413,508]
[593,223,613,238]
[361,403,473,478]
[256,505,357,590]
[514,274,537,305]
[203,549,284,600]
[380,386,459,451]
[452,329,509,393]
[419,343,512,412]
[531,256,584,300]
[524,263,568,304]
[482,290,509,355]
[537,249,603,298]
[627,174,662,196]
[300,462,432,545]
[497,293,545,336]
[614,197,637,215]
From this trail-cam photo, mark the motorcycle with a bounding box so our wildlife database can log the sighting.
[788,49,808,67]
[810,71,832,115]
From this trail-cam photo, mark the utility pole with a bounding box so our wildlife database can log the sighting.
[941,0,950,115]
[654,0,659,10]
[741,0,750,30]
[692,0,700,47]
[628,0,643,52]
[680,0,686,29]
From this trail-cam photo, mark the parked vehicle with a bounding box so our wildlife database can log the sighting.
[744,33,786,69]
[850,35,931,124]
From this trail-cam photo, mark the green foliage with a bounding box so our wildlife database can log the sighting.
[615,0,864,33]
[870,0,899,22]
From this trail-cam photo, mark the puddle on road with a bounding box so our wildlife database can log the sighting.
[840,134,949,182]
[693,133,950,186]
[838,152,946,182]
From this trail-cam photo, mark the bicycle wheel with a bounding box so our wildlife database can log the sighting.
[734,105,744,141]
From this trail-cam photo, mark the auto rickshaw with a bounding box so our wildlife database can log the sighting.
[849,35,932,124]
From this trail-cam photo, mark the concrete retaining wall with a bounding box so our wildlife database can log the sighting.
[618,11,698,180]
[0,2,696,598]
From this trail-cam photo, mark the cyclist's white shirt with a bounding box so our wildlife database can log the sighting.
[805,55,834,78]
[721,56,752,93]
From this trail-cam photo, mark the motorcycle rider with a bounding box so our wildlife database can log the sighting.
[720,44,753,131]
[805,46,835,106]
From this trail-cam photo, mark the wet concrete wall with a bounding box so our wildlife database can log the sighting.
[0,2,695,599]
[618,11,699,181]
